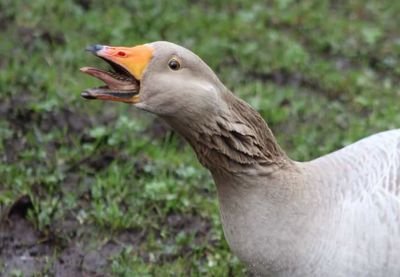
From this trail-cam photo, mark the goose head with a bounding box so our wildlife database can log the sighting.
[81,41,226,118]
[81,41,287,173]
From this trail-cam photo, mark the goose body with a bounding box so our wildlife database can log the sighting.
[215,130,400,276]
[81,41,400,276]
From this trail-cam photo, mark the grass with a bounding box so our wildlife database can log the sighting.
[0,0,399,275]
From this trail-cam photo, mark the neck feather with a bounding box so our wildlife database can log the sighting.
[165,90,290,174]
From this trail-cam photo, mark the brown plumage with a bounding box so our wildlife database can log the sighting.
[166,89,288,173]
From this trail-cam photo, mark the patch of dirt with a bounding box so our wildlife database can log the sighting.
[0,215,116,276]
[0,196,137,276]
[1,94,118,166]
[148,213,213,263]
[68,149,119,173]
[1,197,85,276]
[1,95,93,135]
[166,213,211,237]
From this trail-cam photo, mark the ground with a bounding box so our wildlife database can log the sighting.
[0,0,399,276]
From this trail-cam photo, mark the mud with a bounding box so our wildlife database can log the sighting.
[0,196,108,276]
[0,197,211,276]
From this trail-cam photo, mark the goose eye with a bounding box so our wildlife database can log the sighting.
[168,59,180,70]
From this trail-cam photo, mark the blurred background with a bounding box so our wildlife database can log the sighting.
[0,0,399,275]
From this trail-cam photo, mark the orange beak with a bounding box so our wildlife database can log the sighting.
[93,44,154,80]
[80,44,154,104]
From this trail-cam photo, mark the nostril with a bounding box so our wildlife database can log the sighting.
[117,51,127,57]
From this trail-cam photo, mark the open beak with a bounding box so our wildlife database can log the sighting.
[80,44,153,104]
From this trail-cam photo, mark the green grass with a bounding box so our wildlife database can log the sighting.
[0,0,399,275]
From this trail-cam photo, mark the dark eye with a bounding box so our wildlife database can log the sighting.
[168,59,180,70]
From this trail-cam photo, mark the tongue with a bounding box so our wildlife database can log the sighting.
[80,67,137,91]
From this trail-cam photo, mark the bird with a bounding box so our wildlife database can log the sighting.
[80,41,400,276]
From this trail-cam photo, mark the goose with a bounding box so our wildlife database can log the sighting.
[80,41,400,276]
